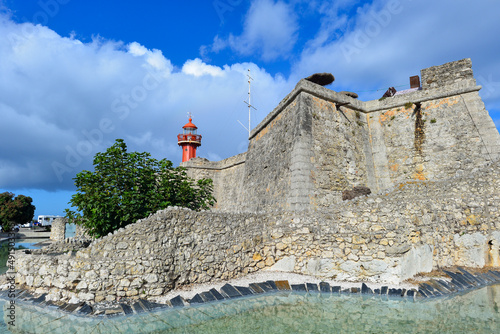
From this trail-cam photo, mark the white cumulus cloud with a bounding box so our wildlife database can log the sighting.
[208,0,299,61]
[182,58,224,77]
[128,41,173,73]
[0,14,291,192]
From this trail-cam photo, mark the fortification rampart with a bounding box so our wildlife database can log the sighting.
[14,160,500,303]
[181,153,246,211]
[13,58,500,305]
[182,59,500,212]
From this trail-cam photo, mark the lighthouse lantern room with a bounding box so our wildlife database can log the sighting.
[177,116,202,162]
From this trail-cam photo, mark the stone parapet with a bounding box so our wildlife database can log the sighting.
[181,153,246,171]
[421,58,475,90]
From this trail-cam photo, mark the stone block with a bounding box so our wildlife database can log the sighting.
[256,282,274,292]
[453,233,488,267]
[269,255,296,272]
[361,283,372,294]
[291,284,307,292]
[190,294,204,304]
[319,282,331,293]
[275,280,291,291]
[235,286,253,296]
[121,303,133,315]
[248,284,265,294]
[306,283,319,292]
[169,295,186,307]
[220,284,242,299]
[76,303,93,315]
[132,301,145,313]
[200,291,217,302]
[388,288,402,296]
[266,281,278,290]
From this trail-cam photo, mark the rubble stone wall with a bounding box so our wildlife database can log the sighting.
[14,160,500,303]
[50,218,68,241]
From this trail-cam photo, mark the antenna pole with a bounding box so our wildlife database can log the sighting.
[242,69,257,138]
[248,70,252,137]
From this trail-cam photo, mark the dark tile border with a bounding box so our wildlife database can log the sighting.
[2,267,500,318]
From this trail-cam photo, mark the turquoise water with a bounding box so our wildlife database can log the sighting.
[1,284,499,333]
[0,241,40,275]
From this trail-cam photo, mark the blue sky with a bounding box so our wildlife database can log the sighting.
[1,0,499,219]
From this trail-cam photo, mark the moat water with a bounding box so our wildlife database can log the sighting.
[0,284,499,333]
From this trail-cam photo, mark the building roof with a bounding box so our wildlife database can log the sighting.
[183,117,197,129]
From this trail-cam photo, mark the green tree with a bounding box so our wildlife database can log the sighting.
[65,139,215,238]
[0,192,35,232]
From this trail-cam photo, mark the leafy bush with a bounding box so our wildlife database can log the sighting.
[66,139,215,238]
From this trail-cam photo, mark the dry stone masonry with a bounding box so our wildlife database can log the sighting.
[13,58,500,304]
[14,160,500,303]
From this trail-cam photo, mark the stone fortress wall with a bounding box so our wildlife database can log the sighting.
[14,58,500,303]
[182,58,500,212]
[14,159,500,302]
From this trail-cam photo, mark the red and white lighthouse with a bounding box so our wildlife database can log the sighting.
[177,116,202,162]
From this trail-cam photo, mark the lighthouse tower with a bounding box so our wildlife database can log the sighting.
[177,116,202,162]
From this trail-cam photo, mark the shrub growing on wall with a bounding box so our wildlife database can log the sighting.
[65,139,215,238]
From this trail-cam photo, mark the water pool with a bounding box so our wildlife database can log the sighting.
[0,241,40,275]
[1,284,499,333]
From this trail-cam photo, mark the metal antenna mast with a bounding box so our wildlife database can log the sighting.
[238,69,257,138]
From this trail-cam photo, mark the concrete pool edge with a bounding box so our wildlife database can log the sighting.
[1,267,500,318]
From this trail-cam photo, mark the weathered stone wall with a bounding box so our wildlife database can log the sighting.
[371,91,497,187]
[240,98,299,211]
[181,153,246,211]
[16,58,499,305]
[308,95,370,206]
[421,58,474,89]
[182,58,500,210]
[14,160,500,303]
[50,218,68,241]
[50,219,91,241]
